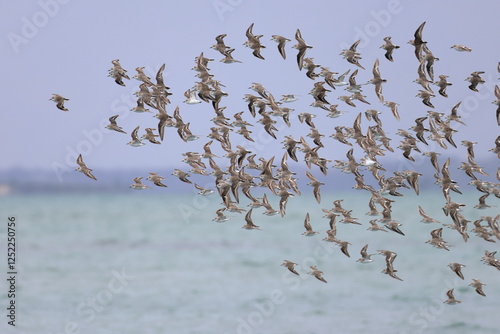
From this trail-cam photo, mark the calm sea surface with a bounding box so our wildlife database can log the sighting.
[0,191,499,334]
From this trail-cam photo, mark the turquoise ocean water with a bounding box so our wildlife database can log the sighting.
[0,190,499,334]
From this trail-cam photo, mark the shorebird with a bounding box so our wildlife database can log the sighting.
[50,94,69,111]
[474,193,491,210]
[469,279,486,297]
[307,266,327,283]
[281,260,299,275]
[426,228,450,251]
[108,59,129,86]
[75,154,96,180]
[142,128,161,144]
[418,206,440,223]
[133,66,153,85]
[434,75,452,97]
[384,220,405,236]
[381,262,403,281]
[127,126,145,147]
[443,289,461,305]
[129,177,151,190]
[446,101,466,125]
[367,58,386,102]
[211,33,230,55]
[271,35,291,59]
[410,116,429,145]
[357,244,375,263]
[244,23,266,60]
[466,71,485,92]
[130,98,150,113]
[183,89,202,104]
[335,239,352,258]
[422,151,441,172]
[451,44,472,52]
[242,208,261,230]
[194,184,214,196]
[105,115,126,134]
[220,48,242,64]
[292,28,312,70]
[341,39,365,69]
[414,60,434,93]
[409,21,427,60]
[367,219,387,232]
[383,100,400,121]
[146,173,167,187]
[280,94,298,103]
[302,212,319,236]
[380,36,400,62]
[448,263,466,280]
[493,85,500,126]
[171,169,192,183]
[305,171,324,204]
[262,193,279,216]
[212,208,230,223]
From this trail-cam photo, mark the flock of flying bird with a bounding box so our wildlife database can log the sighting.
[51,22,500,304]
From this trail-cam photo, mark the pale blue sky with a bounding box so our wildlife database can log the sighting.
[1,0,499,177]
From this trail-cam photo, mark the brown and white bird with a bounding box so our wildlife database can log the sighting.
[367,219,387,232]
[466,71,485,92]
[126,125,145,147]
[469,279,486,297]
[367,58,386,102]
[292,28,312,70]
[414,60,434,93]
[443,289,461,305]
[105,115,127,134]
[75,154,97,180]
[380,36,400,62]
[171,169,192,183]
[302,213,319,236]
[50,94,69,111]
[418,206,440,224]
[451,44,472,52]
[142,128,161,144]
[383,100,400,121]
[356,244,375,263]
[244,23,266,60]
[305,171,324,204]
[129,177,151,190]
[281,260,299,275]
[271,34,291,60]
[307,266,327,283]
[448,263,466,280]
[146,173,167,187]
[409,21,427,60]
[242,208,261,230]
[341,39,365,69]
[434,75,452,97]
[335,239,352,258]
[492,85,500,126]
